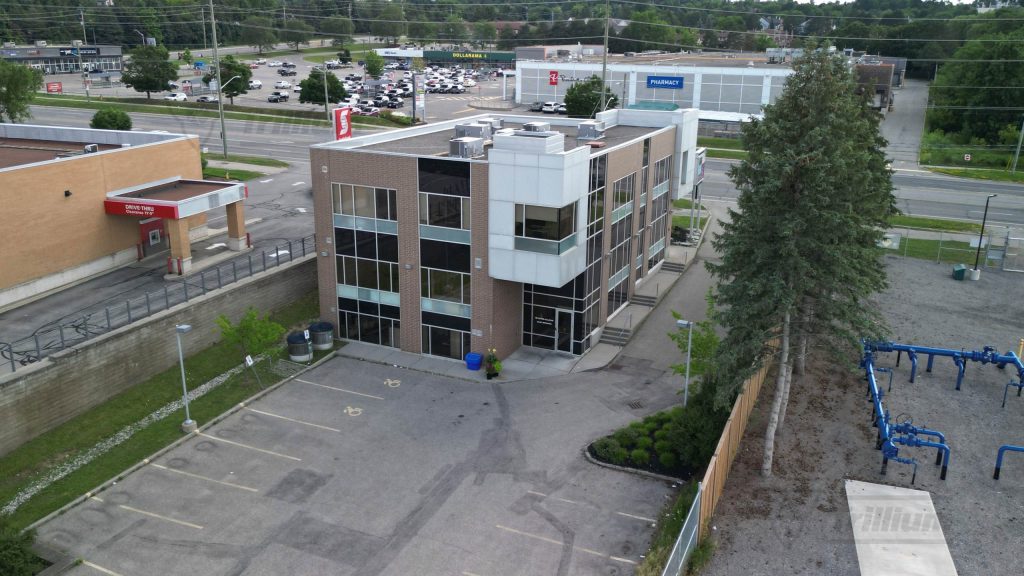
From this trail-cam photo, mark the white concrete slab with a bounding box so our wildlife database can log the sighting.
[845,480,958,576]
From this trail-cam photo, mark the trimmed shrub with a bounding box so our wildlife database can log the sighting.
[90,107,132,130]
[593,437,622,461]
[630,449,651,466]
[610,447,630,466]
[0,519,44,576]
[654,440,672,454]
[666,376,730,471]
[612,427,641,449]
[635,436,653,451]
[658,452,678,469]
[654,429,669,441]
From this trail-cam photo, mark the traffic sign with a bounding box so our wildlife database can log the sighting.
[964,154,971,162]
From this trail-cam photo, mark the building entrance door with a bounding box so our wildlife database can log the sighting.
[556,309,573,353]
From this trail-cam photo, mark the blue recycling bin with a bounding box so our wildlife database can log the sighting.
[465,352,483,371]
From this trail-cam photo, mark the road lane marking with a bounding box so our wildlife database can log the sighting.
[494,524,634,563]
[245,407,341,432]
[527,491,655,522]
[149,463,259,492]
[297,378,385,400]
[196,432,301,461]
[259,179,274,183]
[292,181,306,186]
[82,561,126,576]
[89,496,203,530]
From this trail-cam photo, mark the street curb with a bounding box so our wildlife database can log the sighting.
[27,350,339,542]
[582,444,687,484]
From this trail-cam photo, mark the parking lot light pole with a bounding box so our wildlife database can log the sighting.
[209,0,228,159]
[175,324,197,433]
[317,68,331,121]
[676,319,694,406]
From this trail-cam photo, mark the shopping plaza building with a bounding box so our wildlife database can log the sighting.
[311,109,701,361]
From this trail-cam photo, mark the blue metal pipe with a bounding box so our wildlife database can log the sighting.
[994,445,1024,480]
[892,422,947,465]
[892,436,951,480]
[864,341,1024,390]
[1002,380,1024,408]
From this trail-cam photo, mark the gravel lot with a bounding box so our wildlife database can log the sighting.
[703,256,1024,576]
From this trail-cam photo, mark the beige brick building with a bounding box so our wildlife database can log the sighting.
[311,109,699,361]
[0,125,248,310]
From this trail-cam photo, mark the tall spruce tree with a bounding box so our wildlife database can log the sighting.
[708,47,896,476]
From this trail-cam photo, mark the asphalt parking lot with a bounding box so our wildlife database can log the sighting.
[38,356,680,576]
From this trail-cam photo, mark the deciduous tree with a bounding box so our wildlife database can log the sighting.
[202,55,251,104]
[563,75,618,118]
[0,60,42,123]
[239,16,277,54]
[90,107,132,130]
[121,45,177,99]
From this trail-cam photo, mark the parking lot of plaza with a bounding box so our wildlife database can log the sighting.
[37,355,683,576]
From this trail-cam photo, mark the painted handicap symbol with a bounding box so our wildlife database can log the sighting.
[344,406,362,416]
[384,378,401,388]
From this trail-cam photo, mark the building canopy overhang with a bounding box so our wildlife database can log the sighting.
[103,176,247,220]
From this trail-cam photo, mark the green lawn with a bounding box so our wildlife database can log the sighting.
[888,215,980,234]
[887,237,976,264]
[0,293,325,530]
[673,199,702,210]
[34,95,330,127]
[928,167,1024,184]
[673,216,709,231]
[697,136,744,150]
[202,167,266,181]
[634,482,699,576]
[705,148,748,161]
[201,153,289,168]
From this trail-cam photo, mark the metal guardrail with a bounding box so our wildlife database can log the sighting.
[662,483,702,576]
[0,235,315,374]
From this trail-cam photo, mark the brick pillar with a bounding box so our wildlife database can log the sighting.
[167,218,193,274]
[225,201,246,251]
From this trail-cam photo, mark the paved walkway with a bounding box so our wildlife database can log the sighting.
[339,202,729,381]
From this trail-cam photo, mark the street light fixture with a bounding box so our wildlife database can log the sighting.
[175,324,197,432]
[133,29,146,45]
[676,319,694,406]
[972,194,997,278]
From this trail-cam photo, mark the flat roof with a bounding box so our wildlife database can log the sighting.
[117,180,228,202]
[360,121,656,158]
[0,138,120,169]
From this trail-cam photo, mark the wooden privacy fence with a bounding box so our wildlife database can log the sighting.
[697,348,776,538]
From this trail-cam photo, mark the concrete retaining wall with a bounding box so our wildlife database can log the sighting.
[0,256,316,458]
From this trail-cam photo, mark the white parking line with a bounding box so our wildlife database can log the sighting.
[494,524,635,564]
[526,490,655,523]
[82,560,126,576]
[149,463,259,493]
[245,407,341,432]
[297,378,385,400]
[196,432,302,461]
[89,496,203,530]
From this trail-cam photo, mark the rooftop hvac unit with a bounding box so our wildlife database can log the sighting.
[476,117,504,130]
[449,137,485,159]
[522,121,550,133]
[494,128,515,137]
[34,40,47,47]
[2,42,15,49]
[83,144,99,154]
[455,122,492,141]
[577,120,605,141]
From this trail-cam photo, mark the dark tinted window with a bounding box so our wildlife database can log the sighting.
[378,233,398,263]
[420,239,470,273]
[355,230,377,260]
[335,228,355,257]
[418,157,471,197]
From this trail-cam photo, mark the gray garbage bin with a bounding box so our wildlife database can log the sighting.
[287,331,312,362]
[309,322,335,351]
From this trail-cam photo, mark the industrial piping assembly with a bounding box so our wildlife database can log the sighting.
[861,340,1024,483]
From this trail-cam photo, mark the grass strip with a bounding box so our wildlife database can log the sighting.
[0,292,322,530]
[885,237,977,264]
[33,96,329,127]
[673,216,709,231]
[635,481,700,576]
[202,167,266,181]
[673,199,697,210]
[697,136,744,150]
[201,154,289,168]
[704,148,747,161]
[888,215,980,234]
[927,167,1024,184]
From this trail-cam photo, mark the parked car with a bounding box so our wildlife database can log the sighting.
[277,69,297,76]
[462,79,476,87]
[248,79,263,89]
[528,101,544,112]
[353,105,379,116]
[267,91,289,102]
[248,63,259,69]
[196,95,219,103]
[557,103,567,115]
[254,58,267,65]
[373,95,390,106]
[163,92,188,101]
[274,80,292,89]
[293,85,303,93]
[541,101,559,113]
[281,61,297,68]
[267,60,283,67]
[386,98,404,109]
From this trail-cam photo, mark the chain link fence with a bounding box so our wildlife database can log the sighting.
[1,235,315,374]
[880,226,1011,269]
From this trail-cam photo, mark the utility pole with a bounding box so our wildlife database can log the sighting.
[79,8,87,44]
[1013,115,1024,173]
[600,0,610,112]
[210,0,229,159]
[201,6,208,50]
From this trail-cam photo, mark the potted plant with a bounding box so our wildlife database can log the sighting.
[484,348,502,379]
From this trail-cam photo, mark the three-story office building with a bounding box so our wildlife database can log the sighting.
[311,108,699,361]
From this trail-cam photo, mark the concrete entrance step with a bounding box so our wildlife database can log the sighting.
[631,294,657,307]
[661,261,686,274]
[599,326,632,346]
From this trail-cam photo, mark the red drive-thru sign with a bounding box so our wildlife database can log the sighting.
[103,199,179,219]
[333,107,353,140]
[548,71,559,86]
[46,82,63,94]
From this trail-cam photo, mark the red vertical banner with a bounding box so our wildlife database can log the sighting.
[333,107,353,140]
[548,71,559,86]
